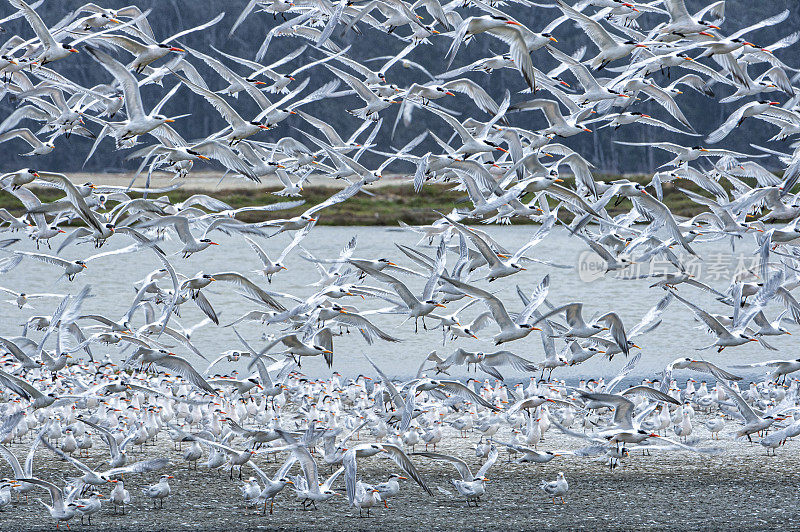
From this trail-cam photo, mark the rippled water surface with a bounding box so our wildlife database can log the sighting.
[1,225,790,381]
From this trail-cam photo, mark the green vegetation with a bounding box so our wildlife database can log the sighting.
[0,176,722,227]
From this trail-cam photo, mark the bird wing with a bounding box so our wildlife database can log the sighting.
[442,79,499,116]
[411,451,472,481]
[84,45,144,119]
[621,385,680,405]
[173,73,246,128]
[0,369,43,400]
[0,444,24,477]
[153,355,216,394]
[334,312,402,344]
[353,263,418,309]
[669,290,734,341]
[105,457,170,478]
[15,251,73,270]
[0,337,38,367]
[719,380,760,424]
[475,444,499,479]
[211,272,284,311]
[686,360,742,381]
[10,0,57,48]
[441,276,515,330]
[437,380,499,411]
[17,477,63,511]
[482,351,537,372]
[325,64,378,103]
[382,443,432,495]
[555,0,619,50]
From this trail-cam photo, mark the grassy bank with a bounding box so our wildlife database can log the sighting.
[0,177,709,226]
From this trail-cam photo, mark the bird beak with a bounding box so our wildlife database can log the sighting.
[583,127,592,133]
[635,44,648,48]
[505,21,521,25]
[529,326,541,331]
[445,91,455,96]
[554,178,564,183]
[471,334,478,339]
[164,119,176,123]
[81,264,87,268]
[167,476,174,479]
[495,147,508,153]
[323,349,333,354]
[197,155,210,160]
[110,18,121,23]
[254,81,267,85]
[209,242,219,246]
[69,48,79,53]
[434,303,446,308]
[170,47,185,52]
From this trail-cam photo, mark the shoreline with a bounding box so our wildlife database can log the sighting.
[0,173,710,227]
[2,412,797,531]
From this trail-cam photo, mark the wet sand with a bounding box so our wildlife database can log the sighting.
[1,413,797,531]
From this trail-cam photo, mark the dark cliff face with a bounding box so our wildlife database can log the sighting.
[0,0,797,174]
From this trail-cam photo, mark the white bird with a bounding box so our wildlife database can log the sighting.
[413,445,497,506]
[443,277,542,345]
[142,474,174,508]
[540,472,568,504]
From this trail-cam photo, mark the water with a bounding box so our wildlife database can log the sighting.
[0,225,787,382]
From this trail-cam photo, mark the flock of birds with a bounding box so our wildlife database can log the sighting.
[0,0,800,526]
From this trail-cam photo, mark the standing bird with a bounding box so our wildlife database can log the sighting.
[143,474,173,508]
[109,479,131,514]
[540,472,568,504]
[413,445,497,506]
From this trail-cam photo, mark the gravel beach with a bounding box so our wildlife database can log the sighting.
[2,414,798,532]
